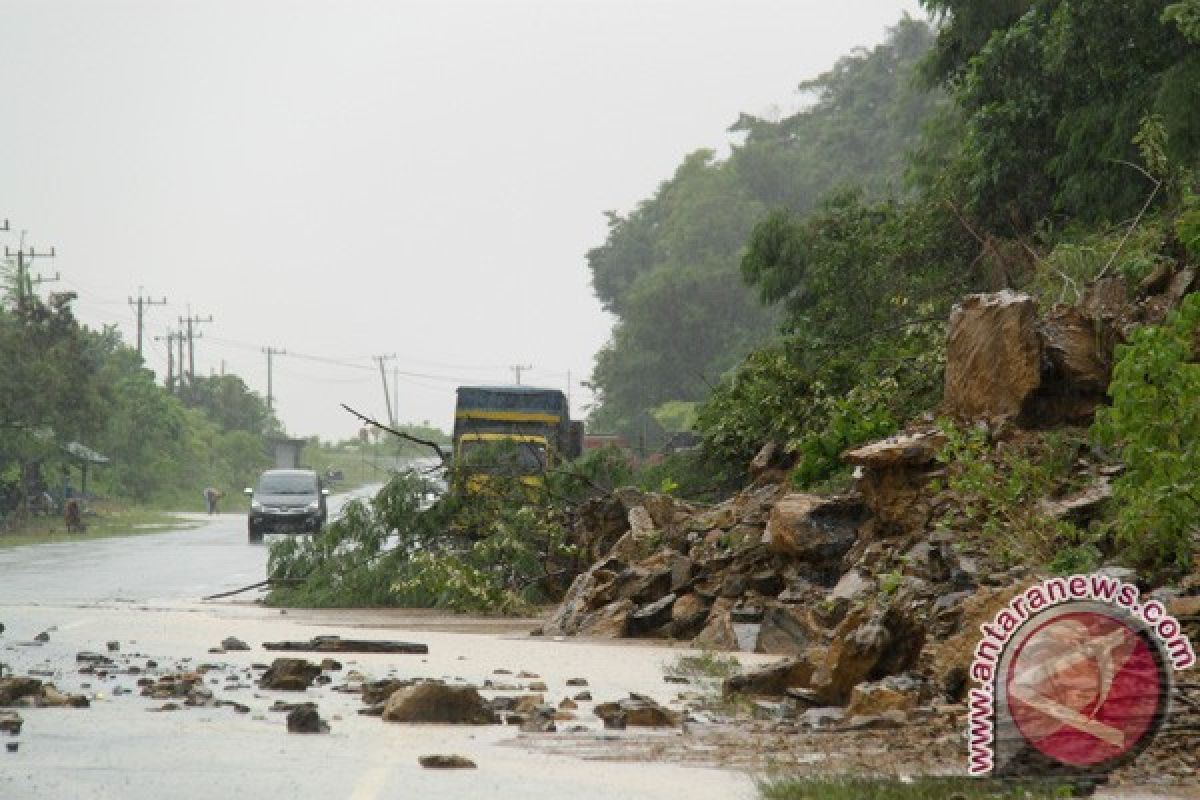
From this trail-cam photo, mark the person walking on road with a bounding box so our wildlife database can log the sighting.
[203,487,223,515]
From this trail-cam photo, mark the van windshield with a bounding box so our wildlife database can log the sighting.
[257,474,317,495]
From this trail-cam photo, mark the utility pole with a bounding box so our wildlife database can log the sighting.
[179,308,212,386]
[127,288,167,358]
[154,330,177,392]
[510,364,532,385]
[373,354,397,426]
[4,242,58,315]
[263,346,286,414]
[392,366,400,428]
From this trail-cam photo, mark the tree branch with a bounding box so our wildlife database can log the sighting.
[340,403,448,462]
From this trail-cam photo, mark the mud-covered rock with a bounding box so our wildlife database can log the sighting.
[259,658,322,691]
[382,683,495,724]
[846,674,924,717]
[286,704,329,733]
[594,695,680,728]
[0,678,42,706]
[419,754,477,769]
[723,655,817,697]
[692,598,737,650]
[629,594,676,635]
[943,291,1041,420]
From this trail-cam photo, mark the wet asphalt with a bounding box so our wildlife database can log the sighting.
[0,488,763,800]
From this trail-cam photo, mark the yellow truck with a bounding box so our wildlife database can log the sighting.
[452,386,581,489]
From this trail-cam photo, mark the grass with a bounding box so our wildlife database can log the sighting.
[666,650,744,681]
[758,776,1080,800]
[0,502,197,549]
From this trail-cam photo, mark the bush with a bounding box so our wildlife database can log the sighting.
[1093,292,1200,573]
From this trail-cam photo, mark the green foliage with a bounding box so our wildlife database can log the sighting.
[920,0,1200,229]
[267,462,589,612]
[935,422,1087,567]
[586,18,939,437]
[758,776,1078,800]
[0,272,277,513]
[1165,0,1200,41]
[1093,293,1200,573]
[790,381,900,488]
[1178,192,1200,259]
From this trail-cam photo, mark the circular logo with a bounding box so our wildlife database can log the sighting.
[1004,609,1169,769]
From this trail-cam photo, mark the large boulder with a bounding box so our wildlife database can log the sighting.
[594,695,681,728]
[943,291,1041,420]
[1038,306,1112,394]
[761,494,865,568]
[382,683,495,724]
[846,674,924,717]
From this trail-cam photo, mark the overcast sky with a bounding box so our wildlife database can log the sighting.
[1,0,923,440]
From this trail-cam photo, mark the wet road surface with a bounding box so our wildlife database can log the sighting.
[0,488,766,800]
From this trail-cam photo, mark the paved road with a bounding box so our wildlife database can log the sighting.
[0,484,378,608]
[0,486,765,800]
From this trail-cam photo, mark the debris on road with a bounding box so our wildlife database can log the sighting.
[418,754,476,769]
[262,635,428,655]
[0,711,22,734]
[220,637,250,652]
[286,704,329,733]
[381,683,496,724]
[259,658,322,691]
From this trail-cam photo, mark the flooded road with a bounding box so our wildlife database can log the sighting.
[0,489,769,800]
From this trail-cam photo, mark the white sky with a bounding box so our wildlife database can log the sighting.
[1,0,923,440]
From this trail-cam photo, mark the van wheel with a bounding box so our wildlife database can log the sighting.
[248,525,263,544]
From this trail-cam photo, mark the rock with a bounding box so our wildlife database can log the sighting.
[843,431,946,470]
[1168,596,1200,618]
[419,754,477,769]
[362,679,413,705]
[627,505,656,537]
[319,659,343,672]
[1038,306,1112,394]
[761,493,864,566]
[382,683,495,725]
[1039,479,1112,523]
[630,594,676,635]
[755,606,819,656]
[526,681,549,693]
[723,656,816,697]
[669,593,711,639]
[259,658,322,691]
[594,695,680,728]
[263,636,428,654]
[573,691,592,701]
[0,711,22,734]
[749,441,780,477]
[692,598,737,651]
[33,632,49,643]
[221,637,251,651]
[943,291,1041,420]
[577,599,634,638]
[6,742,17,753]
[518,705,557,732]
[810,608,890,704]
[558,698,577,710]
[830,569,875,603]
[846,675,923,717]
[106,641,120,652]
[286,705,329,733]
[798,706,845,730]
[565,677,588,687]
[0,678,42,706]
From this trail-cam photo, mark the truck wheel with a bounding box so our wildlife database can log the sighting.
[248,524,263,544]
